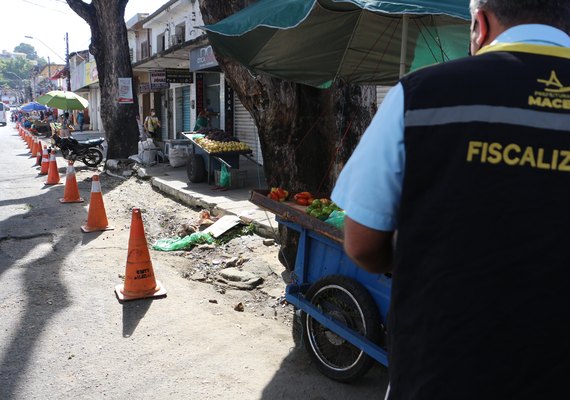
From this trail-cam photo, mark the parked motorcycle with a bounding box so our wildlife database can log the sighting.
[51,133,105,167]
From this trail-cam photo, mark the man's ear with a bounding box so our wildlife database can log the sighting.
[473,9,490,47]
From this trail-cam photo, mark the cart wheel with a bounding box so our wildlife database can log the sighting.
[187,154,205,183]
[302,275,383,383]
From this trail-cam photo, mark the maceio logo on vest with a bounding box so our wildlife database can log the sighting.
[529,70,570,109]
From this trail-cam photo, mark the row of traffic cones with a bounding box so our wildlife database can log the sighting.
[17,129,167,303]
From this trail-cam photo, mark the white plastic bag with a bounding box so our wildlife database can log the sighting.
[169,147,188,167]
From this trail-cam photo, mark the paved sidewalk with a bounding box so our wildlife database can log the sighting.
[43,130,279,237]
[139,161,280,238]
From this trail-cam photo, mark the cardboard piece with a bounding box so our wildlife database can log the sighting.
[203,215,242,238]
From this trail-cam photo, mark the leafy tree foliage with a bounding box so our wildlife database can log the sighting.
[14,43,38,60]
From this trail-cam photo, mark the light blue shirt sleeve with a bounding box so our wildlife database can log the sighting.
[331,83,404,231]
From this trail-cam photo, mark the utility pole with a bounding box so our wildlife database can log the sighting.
[65,32,71,91]
[48,56,52,90]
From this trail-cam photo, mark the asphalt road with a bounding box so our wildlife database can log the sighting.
[0,122,389,400]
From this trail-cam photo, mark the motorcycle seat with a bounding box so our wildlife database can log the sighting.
[82,138,105,145]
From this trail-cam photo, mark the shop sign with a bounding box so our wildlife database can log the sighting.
[138,83,151,93]
[150,70,169,90]
[118,78,134,104]
[195,73,204,112]
[166,68,193,84]
[190,45,218,71]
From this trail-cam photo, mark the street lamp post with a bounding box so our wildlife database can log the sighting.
[24,36,67,64]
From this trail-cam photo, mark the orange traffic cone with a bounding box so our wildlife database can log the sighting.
[35,143,43,166]
[81,174,113,232]
[38,147,50,175]
[59,161,84,203]
[30,137,39,158]
[45,149,61,185]
[115,208,166,301]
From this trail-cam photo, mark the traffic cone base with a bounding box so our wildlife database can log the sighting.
[114,208,166,302]
[80,224,114,233]
[114,280,167,301]
[60,197,84,203]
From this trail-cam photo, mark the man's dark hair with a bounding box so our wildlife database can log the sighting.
[471,0,570,32]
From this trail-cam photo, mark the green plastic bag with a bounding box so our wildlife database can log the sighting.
[325,210,346,229]
[152,232,214,251]
[220,164,231,187]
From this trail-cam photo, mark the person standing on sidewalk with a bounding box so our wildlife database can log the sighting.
[144,109,161,145]
[332,1,570,399]
[77,111,85,132]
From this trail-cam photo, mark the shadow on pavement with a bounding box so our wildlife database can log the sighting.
[0,149,129,399]
[121,299,154,338]
[260,340,389,399]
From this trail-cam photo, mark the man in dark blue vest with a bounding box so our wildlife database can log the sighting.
[332,1,570,398]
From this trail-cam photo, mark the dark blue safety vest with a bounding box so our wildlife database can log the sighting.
[389,43,570,400]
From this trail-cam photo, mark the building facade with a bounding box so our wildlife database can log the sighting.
[67,0,264,162]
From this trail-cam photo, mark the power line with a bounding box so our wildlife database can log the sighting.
[21,0,74,15]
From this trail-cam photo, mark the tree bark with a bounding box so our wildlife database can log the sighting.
[200,0,376,268]
[66,0,139,160]
[199,0,375,194]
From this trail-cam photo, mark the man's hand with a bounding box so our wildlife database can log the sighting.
[344,216,394,274]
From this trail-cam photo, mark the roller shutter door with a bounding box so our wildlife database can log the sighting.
[176,89,183,132]
[234,95,263,165]
[376,86,392,107]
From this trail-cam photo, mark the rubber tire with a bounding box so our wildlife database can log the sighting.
[187,154,205,183]
[302,275,383,383]
[82,148,103,167]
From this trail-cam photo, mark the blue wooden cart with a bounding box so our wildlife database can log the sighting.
[250,190,391,382]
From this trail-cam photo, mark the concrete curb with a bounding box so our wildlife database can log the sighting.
[150,176,279,239]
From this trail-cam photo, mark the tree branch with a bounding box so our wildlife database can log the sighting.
[118,0,128,14]
[66,0,94,25]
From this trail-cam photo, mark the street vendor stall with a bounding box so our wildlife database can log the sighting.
[250,189,391,382]
[182,128,254,186]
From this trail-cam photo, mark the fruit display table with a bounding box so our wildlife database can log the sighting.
[181,132,253,184]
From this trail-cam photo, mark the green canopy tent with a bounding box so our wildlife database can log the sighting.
[203,0,471,88]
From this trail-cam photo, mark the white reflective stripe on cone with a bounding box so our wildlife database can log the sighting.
[91,176,101,193]
[66,165,74,174]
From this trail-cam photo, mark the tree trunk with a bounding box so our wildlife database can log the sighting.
[200,0,376,268]
[66,0,139,160]
[200,0,375,194]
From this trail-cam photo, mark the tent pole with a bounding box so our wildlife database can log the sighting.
[399,15,409,78]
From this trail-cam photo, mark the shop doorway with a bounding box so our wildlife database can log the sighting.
[196,73,221,129]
